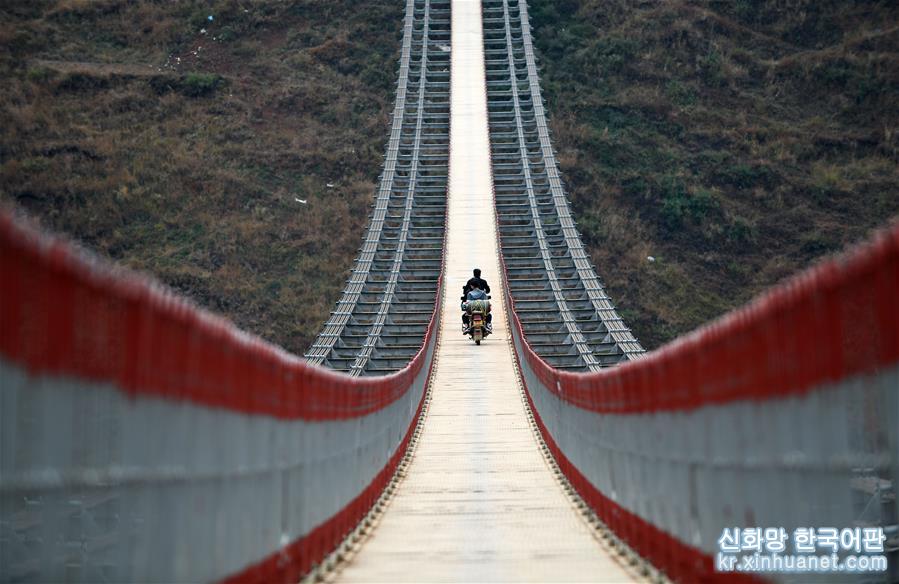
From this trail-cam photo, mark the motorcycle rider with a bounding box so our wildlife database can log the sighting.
[462,268,490,298]
[461,272,493,335]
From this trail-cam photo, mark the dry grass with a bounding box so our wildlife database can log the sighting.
[530,0,899,348]
[0,0,403,355]
[3,0,896,354]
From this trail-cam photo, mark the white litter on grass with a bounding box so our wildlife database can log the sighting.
[647,256,656,262]
[326,183,335,188]
[208,15,214,21]
[295,198,307,204]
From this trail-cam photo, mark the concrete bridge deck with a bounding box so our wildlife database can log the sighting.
[335,2,638,580]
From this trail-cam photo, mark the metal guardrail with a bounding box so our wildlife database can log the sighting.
[305,0,450,376]
[0,208,444,583]
[502,218,899,583]
[483,0,644,372]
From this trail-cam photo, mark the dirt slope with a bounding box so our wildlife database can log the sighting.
[2,0,897,355]
[529,0,899,348]
[0,0,402,355]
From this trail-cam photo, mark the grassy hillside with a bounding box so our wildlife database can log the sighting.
[529,0,899,348]
[0,0,402,355]
[3,0,896,356]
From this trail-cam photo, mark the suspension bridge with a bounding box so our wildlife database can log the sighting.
[1,0,897,582]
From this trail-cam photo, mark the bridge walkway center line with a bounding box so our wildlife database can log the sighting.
[335,1,639,581]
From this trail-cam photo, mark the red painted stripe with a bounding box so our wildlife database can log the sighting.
[501,221,899,414]
[0,211,442,420]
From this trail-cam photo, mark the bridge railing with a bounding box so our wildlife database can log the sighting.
[0,210,443,583]
[501,221,899,582]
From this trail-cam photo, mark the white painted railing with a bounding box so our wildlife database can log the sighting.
[0,211,442,582]
[501,221,899,582]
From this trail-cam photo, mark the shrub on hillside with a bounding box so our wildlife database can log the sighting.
[181,73,222,97]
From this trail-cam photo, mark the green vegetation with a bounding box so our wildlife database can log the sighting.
[529,0,899,348]
[0,0,403,355]
[180,72,222,96]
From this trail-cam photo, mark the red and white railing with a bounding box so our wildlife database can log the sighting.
[3,205,897,583]
[501,222,899,582]
[0,210,442,583]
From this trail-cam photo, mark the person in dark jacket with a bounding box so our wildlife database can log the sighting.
[461,268,490,300]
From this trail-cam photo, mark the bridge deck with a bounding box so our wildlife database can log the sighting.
[336,1,637,581]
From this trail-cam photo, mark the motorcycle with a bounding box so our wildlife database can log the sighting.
[463,295,491,345]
